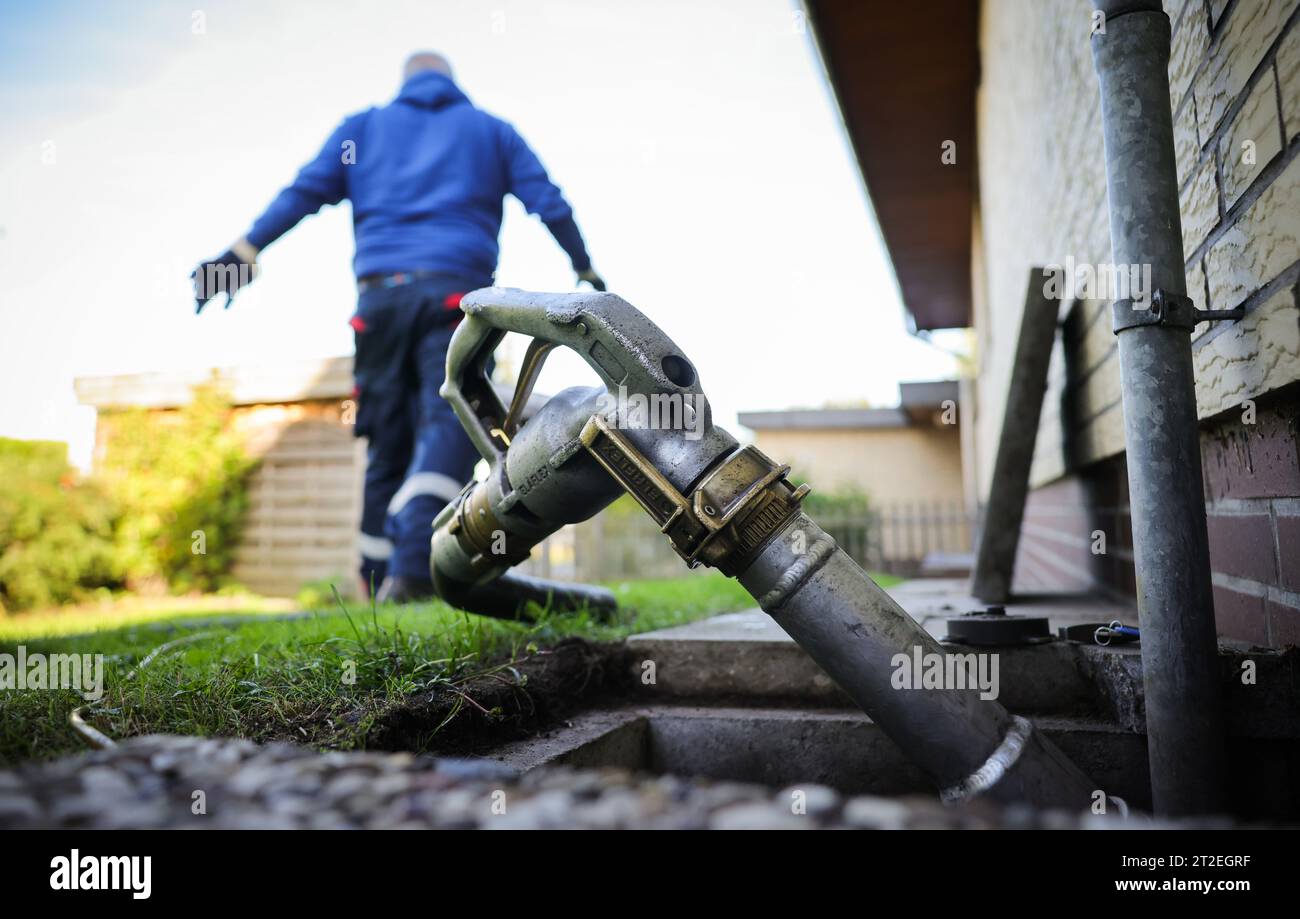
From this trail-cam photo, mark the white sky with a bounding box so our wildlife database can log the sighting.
[0,0,962,470]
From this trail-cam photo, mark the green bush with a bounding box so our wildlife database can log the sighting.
[787,467,872,516]
[0,387,256,611]
[0,439,122,612]
[99,384,255,592]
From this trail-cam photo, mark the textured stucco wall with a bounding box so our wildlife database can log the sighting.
[751,425,964,506]
[975,0,1300,495]
[975,0,1300,645]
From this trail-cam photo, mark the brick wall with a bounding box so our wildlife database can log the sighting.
[977,0,1300,647]
[1015,453,1134,599]
[1200,383,1300,645]
[1017,384,1300,646]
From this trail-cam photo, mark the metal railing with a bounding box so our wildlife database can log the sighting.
[519,498,976,582]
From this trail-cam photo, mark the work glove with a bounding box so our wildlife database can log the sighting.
[577,268,606,292]
[192,240,259,314]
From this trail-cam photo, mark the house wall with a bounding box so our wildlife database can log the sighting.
[976,0,1300,646]
[749,425,965,505]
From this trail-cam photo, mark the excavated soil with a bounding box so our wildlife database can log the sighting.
[356,638,634,755]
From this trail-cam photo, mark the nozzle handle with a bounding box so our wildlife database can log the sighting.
[441,287,707,464]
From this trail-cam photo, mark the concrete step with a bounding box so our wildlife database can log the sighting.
[627,602,1300,739]
[484,702,1300,818]
[627,609,1103,714]
[478,581,1300,820]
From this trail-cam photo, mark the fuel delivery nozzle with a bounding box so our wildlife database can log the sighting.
[428,287,808,619]
[427,287,1099,810]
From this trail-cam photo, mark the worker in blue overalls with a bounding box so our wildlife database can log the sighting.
[193,52,602,602]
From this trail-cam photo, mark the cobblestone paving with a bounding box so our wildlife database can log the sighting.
[0,734,1161,829]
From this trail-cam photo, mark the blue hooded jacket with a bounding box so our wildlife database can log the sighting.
[245,70,591,281]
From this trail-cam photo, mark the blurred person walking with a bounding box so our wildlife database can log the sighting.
[193,52,603,602]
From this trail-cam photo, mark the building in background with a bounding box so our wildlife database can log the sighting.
[740,381,974,576]
[739,380,964,502]
[75,358,664,594]
[807,0,1300,646]
[77,358,363,597]
[76,364,967,593]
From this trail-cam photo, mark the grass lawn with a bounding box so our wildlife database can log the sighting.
[0,592,299,643]
[0,571,904,767]
[0,575,746,765]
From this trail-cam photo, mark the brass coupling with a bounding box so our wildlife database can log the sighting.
[579,414,810,577]
[446,481,535,575]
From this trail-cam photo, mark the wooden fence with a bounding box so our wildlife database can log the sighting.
[233,418,363,596]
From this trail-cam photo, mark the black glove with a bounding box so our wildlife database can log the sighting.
[577,268,606,292]
[192,248,256,314]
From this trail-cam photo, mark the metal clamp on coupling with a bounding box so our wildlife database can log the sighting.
[445,481,535,577]
[1112,288,1244,334]
[579,414,810,577]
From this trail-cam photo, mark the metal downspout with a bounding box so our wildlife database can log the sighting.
[1090,0,1227,815]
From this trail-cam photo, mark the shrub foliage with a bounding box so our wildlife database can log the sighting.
[0,385,255,611]
[98,384,255,593]
[0,440,121,611]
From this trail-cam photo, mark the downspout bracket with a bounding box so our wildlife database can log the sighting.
[1112,289,1245,335]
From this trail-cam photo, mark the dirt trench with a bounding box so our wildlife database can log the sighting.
[355,638,635,756]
